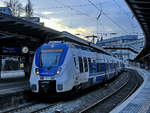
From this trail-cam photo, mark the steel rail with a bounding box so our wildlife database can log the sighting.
[79,74,129,113]
[30,103,61,113]
[3,101,61,113]
[116,73,139,105]
[110,70,141,112]
[3,101,38,113]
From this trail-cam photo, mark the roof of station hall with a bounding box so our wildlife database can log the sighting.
[126,0,150,60]
[0,13,61,41]
[0,13,111,55]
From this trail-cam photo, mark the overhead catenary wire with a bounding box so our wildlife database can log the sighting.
[54,0,89,17]
[33,13,90,36]
[51,0,98,35]
[34,3,101,10]
[86,0,129,34]
[112,0,137,34]
[112,0,130,17]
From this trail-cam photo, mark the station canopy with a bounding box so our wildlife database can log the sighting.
[0,14,110,56]
[126,0,150,60]
[0,13,61,55]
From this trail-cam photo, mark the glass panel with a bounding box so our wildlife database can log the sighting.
[88,58,92,73]
[84,57,88,72]
[1,56,24,71]
[78,57,83,73]
[40,49,63,67]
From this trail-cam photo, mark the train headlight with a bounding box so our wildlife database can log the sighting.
[57,84,63,90]
[35,68,40,75]
[56,67,62,75]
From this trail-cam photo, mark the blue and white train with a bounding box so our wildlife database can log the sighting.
[30,41,124,94]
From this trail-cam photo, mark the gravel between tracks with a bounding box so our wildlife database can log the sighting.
[2,69,142,113]
[39,71,129,113]
[81,69,143,113]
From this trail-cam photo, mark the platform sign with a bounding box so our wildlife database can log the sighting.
[2,47,22,55]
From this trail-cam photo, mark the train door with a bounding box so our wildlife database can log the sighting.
[110,63,112,78]
[103,58,107,80]
[83,57,89,82]
[106,58,110,80]
[93,60,97,83]
[73,56,80,85]
[78,56,86,83]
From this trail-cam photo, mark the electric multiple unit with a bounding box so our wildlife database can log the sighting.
[30,41,124,94]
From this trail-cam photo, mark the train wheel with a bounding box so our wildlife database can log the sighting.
[62,85,82,100]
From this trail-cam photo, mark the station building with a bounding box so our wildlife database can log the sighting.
[0,7,43,79]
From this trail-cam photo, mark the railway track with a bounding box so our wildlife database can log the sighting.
[3,101,61,113]
[2,70,142,113]
[79,70,142,113]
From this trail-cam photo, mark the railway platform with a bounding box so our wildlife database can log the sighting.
[111,67,150,113]
[0,79,29,95]
[0,78,30,110]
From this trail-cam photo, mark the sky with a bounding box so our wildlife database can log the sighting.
[0,0,143,40]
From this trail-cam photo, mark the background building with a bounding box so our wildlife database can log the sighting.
[97,35,144,61]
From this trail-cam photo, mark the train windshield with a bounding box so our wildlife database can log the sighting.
[39,49,63,67]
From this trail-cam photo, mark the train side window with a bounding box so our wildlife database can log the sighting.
[73,57,76,66]
[112,63,113,69]
[78,56,83,73]
[111,63,113,69]
[105,63,108,72]
[100,63,104,72]
[84,57,88,72]
[88,58,92,73]
[97,63,100,72]
[101,63,103,72]
[96,63,98,72]
[93,60,96,72]
[108,63,110,71]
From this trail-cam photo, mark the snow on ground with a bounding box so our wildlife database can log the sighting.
[111,66,150,113]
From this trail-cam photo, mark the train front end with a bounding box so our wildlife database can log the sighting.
[30,42,74,94]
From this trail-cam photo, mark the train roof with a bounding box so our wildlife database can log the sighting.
[53,31,112,56]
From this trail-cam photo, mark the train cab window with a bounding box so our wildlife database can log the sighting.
[78,57,84,73]
[88,58,92,73]
[84,57,88,72]
[40,49,63,67]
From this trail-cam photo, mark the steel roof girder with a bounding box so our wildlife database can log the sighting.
[129,0,150,4]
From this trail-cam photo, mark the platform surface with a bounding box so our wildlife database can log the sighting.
[111,67,150,113]
[0,79,29,96]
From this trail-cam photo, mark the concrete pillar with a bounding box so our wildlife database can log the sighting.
[148,58,150,70]
[24,54,30,80]
[24,54,33,80]
[0,55,1,79]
